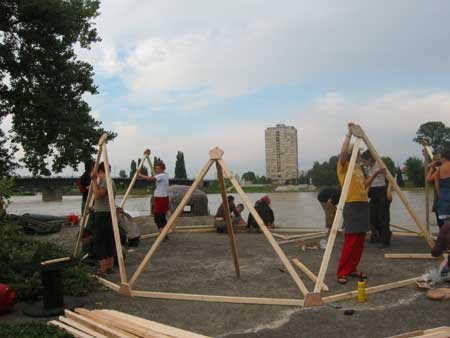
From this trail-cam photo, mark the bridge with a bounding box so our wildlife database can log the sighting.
[13,177,213,201]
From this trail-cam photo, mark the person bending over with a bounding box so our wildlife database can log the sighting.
[247,195,275,232]
[214,195,243,233]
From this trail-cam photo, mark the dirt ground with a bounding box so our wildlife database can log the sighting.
[4,217,450,338]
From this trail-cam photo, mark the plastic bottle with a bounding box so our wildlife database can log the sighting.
[357,276,366,303]
[319,239,327,250]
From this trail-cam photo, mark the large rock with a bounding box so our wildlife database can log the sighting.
[168,185,209,216]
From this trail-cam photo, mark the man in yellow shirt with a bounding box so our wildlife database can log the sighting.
[336,123,384,284]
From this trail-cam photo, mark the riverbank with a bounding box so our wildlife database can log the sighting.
[3,217,449,338]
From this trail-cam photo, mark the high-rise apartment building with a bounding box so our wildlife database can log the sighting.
[265,124,298,184]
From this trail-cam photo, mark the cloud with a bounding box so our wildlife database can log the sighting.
[80,0,450,105]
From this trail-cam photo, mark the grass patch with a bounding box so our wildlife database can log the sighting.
[0,322,73,338]
[0,220,97,302]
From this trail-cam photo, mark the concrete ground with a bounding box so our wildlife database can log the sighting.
[4,217,450,338]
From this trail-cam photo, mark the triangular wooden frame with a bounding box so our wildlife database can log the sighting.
[303,124,434,306]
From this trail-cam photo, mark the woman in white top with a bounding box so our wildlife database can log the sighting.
[138,160,170,235]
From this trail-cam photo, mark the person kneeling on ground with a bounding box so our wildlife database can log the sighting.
[214,195,244,233]
[336,123,370,285]
[317,187,341,231]
[431,222,450,279]
[247,195,275,232]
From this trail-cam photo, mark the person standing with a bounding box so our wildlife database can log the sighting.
[138,159,170,237]
[336,123,370,284]
[79,160,93,214]
[434,150,450,226]
[427,155,445,228]
[361,150,391,248]
[91,162,117,275]
[317,187,341,230]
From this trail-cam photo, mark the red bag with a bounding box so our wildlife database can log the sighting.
[0,284,15,315]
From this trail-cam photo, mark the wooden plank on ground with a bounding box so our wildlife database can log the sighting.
[75,308,170,338]
[65,310,136,338]
[292,259,328,291]
[131,290,303,306]
[95,276,120,292]
[49,320,96,338]
[323,277,418,303]
[278,232,328,245]
[58,317,110,338]
[100,310,211,338]
[384,253,447,260]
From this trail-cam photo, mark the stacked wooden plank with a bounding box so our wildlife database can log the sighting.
[387,326,450,338]
[49,308,211,338]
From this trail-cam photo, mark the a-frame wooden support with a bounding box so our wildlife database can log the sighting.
[125,146,309,299]
[72,133,129,292]
[303,124,434,307]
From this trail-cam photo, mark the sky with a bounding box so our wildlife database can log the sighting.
[5,0,450,178]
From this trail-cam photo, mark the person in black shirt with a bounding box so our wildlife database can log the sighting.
[79,160,94,214]
[317,187,341,230]
[247,195,275,231]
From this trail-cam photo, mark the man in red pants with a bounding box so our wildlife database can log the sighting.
[336,123,372,284]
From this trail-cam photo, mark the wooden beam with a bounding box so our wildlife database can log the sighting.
[313,137,363,293]
[131,290,303,306]
[74,134,106,256]
[59,317,110,338]
[140,233,160,239]
[95,276,120,292]
[282,231,328,240]
[102,145,128,284]
[390,224,421,234]
[99,310,211,338]
[392,231,422,238]
[292,259,329,291]
[74,309,163,338]
[424,145,430,232]
[48,320,97,338]
[41,257,70,265]
[128,159,214,288]
[218,159,309,296]
[323,277,418,303]
[65,310,135,338]
[120,149,150,209]
[384,253,447,259]
[271,233,290,240]
[215,160,240,278]
[271,228,330,233]
[352,124,434,248]
[277,232,328,245]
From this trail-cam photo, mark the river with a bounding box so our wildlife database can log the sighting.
[7,191,438,231]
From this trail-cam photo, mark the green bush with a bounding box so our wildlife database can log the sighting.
[0,322,73,338]
[0,222,97,301]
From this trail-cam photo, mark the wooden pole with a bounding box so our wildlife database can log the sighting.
[102,145,128,284]
[215,160,240,278]
[292,259,329,291]
[218,159,309,296]
[128,159,214,288]
[313,137,363,293]
[146,154,155,176]
[351,125,434,248]
[120,149,150,209]
[424,145,430,232]
[73,133,107,257]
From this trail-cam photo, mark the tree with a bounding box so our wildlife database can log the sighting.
[174,151,187,179]
[138,158,148,176]
[404,157,424,187]
[0,129,17,178]
[396,167,405,188]
[0,0,115,176]
[309,155,339,186]
[241,171,257,183]
[414,122,450,154]
[129,160,137,178]
[118,170,127,178]
[153,156,161,166]
[381,156,396,176]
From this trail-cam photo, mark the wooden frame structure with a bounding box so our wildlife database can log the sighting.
[77,126,433,308]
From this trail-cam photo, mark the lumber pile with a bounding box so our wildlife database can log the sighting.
[49,308,211,338]
[387,326,450,338]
